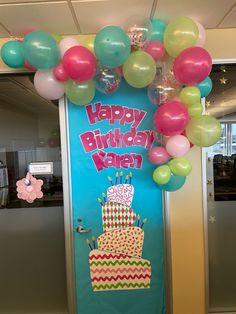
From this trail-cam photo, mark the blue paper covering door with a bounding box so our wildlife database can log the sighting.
[67,81,166,314]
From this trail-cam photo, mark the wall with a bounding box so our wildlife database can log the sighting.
[170,28,236,314]
[1,29,236,314]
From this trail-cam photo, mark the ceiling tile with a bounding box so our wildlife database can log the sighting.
[154,0,236,28]
[0,0,64,3]
[0,24,10,37]
[72,0,153,33]
[218,5,236,27]
[0,1,78,37]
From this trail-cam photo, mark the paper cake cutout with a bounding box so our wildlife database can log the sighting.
[107,184,134,207]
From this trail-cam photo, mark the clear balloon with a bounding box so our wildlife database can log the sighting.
[94,26,131,68]
[154,100,189,136]
[34,70,65,100]
[59,37,79,58]
[1,41,24,68]
[169,157,192,176]
[123,51,156,88]
[148,72,181,106]
[153,165,171,185]
[144,41,165,61]
[188,102,203,117]
[65,80,95,106]
[149,19,167,42]
[148,147,170,165]
[164,16,199,57]
[186,115,222,147]
[165,134,190,157]
[195,21,206,47]
[23,31,60,69]
[53,63,69,82]
[173,47,212,85]
[180,86,201,106]
[156,173,186,191]
[197,76,212,98]
[95,67,121,94]
[126,16,152,50]
[63,46,96,81]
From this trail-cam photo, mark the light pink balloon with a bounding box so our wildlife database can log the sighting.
[173,47,212,85]
[59,37,79,58]
[195,21,206,47]
[166,135,190,157]
[53,63,69,82]
[34,70,65,100]
[148,147,170,164]
[144,41,165,61]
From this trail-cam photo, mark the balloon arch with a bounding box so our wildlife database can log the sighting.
[0,16,221,191]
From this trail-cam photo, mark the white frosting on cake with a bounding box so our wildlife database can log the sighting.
[107,184,134,207]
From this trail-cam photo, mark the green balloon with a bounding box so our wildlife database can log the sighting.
[169,157,192,176]
[23,31,60,69]
[164,16,198,57]
[94,26,131,68]
[180,86,201,106]
[188,102,203,117]
[149,19,167,42]
[153,165,171,185]
[186,115,222,147]
[123,51,156,88]
[1,40,24,68]
[65,80,95,106]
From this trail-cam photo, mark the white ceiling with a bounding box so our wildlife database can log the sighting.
[0,0,236,38]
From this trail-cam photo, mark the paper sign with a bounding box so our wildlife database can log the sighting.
[29,162,53,175]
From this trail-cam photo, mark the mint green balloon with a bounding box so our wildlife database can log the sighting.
[65,80,95,106]
[153,165,171,185]
[123,51,156,88]
[94,26,131,68]
[23,31,60,69]
[1,41,24,68]
[169,157,192,176]
[186,115,222,147]
[150,19,167,42]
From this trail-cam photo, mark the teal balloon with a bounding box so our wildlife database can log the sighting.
[1,41,24,68]
[22,31,60,69]
[156,173,186,191]
[197,76,213,98]
[149,19,167,42]
[94,26,131,68]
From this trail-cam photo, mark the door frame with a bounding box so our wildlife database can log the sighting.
[0,66,173,314]
[202,58,236,314]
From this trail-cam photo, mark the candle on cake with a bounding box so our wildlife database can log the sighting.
[140,218,147,229]
[120,171,123,184]
[115,172,119,185]
[102,192,106,204]
[86,239,93,250]
[129,171,132,184]
[137,214,141,227]
[108,176,113,186]
[92,236,96,249]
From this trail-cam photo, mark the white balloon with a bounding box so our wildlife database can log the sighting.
[34,70,65,100]
[59,37,79,57]
[195,21,206,47]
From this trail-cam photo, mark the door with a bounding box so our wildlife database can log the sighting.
[68,81,167,314]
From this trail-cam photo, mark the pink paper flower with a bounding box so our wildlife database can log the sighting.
[16,172,44,203]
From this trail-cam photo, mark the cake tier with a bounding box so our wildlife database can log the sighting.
[107,184,134,207]
[97,227,144,258]
[89,250,151,291]
[102,201,136,233]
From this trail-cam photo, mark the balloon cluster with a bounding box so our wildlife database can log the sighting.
[0,16,222,191]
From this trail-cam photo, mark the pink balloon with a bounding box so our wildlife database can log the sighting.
[63,46,97,81]
[59,37,79,58]
[154,100,189,136]
[34,70,65,100]
[166,135,190,157]
[53,63,69,82]
[24,60,37,71]
[195,21,206,47]
[148,147,170,164]
[173,47,212,85]
[144,41,165,61]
